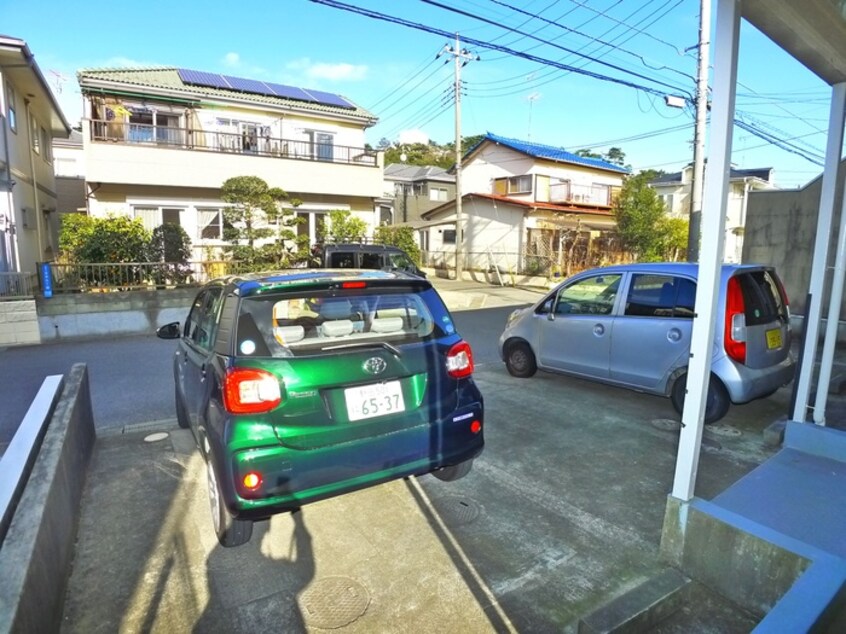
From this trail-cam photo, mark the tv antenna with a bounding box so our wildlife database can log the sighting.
[49,70,68,94]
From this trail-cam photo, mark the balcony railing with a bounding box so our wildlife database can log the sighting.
[89,120,379,167]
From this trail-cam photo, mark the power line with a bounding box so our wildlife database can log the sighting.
[307,0,693,100]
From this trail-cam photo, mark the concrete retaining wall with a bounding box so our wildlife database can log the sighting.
[0,364,96,634]
[36,288,196,342]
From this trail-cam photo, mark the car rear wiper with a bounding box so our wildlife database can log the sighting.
[321,341,403,358]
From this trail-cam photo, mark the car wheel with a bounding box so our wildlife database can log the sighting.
[174,386,190,429]
[206,458,253,547]
[505,341,537,378]
[432,459,473,482]
[671,373,731,425]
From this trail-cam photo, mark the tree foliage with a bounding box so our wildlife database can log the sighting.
[373,225,422,265]
[59,214,150,263]
[220,175,304,267]
[576,146,629,169]
[613,172,687,262]
[320,210,368,243]
[382,134,486,169]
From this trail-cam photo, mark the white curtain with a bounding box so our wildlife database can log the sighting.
[133,207,159,231]
[197,209,220,239]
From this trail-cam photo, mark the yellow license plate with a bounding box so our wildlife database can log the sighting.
[766,328,783,350]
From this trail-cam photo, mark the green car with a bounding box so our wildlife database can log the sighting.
[157,269,484,546]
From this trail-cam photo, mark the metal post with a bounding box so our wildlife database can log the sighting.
[671,0,739,502]
[454,33,464,281]
[792,82,846,423]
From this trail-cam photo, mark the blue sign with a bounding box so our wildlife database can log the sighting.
[40,262,53,298]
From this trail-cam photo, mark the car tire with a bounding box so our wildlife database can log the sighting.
[175,386,190,429]
[432,459,473,482]
[505,341,537,378]
[206,458,253,547]
[671,373,731,425]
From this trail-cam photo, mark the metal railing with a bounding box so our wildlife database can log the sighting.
[89,120,379,167]
[42,261,260,294]
[0,272,36,300]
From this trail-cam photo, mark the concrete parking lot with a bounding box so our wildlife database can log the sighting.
[57,279,789,632]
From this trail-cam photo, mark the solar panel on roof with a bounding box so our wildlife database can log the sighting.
[303,89,356,109]
[265,82,315,102]
[177,68,228,89]
[222,75,272,94]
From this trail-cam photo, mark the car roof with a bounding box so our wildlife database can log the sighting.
[573,262,771,278]
[210,268,428,296]
[319,243,405,252]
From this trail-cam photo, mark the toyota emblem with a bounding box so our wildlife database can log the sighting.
[363,357,387,375]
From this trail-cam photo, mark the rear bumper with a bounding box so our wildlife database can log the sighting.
[222,404,484,520]
[714,353,796,403]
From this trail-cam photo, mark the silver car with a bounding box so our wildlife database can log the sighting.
[498,263,795,423]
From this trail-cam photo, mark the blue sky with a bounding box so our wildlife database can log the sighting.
[4,0,833,188]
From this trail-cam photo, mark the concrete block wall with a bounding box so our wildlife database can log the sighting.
[35,288,196,342]
[0,300,41,346]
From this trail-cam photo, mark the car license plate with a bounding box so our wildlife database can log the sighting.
[344,381,405,421]
[766,328,783,350]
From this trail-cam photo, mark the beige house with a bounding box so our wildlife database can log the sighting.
[422,133,628,276]
[77,67,383,258]
[649,163,776,263]
[1,36,71,281]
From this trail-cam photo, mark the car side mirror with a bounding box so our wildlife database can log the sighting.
[157,322,181,339]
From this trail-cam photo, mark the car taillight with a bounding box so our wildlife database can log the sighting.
[724,276,746,364]
[446,341,474,378]
[223,368,282,414]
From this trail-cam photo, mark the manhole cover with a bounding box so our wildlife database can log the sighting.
[650,418,681,432]
[298,577,369,629]
[143,432,169,443]
[705,424,742,438]
[437,495,482,525]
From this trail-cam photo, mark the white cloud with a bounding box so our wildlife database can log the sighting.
[222,52,240,68]
[399,129,429,145]
[285,58,367,82]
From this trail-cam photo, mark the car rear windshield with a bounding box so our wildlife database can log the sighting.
[737,270,789,326]
[234,287,449,358]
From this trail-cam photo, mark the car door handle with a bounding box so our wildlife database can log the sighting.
[593,324,605,336]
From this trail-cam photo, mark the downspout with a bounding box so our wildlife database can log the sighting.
[24,98,44,264]
[738,178,750,262]
[2,112,17,271]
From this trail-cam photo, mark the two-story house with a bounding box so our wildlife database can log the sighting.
[421,132,629,275]
[76,66,382,259]
[1,36,71,283]
[382,163,456,225]
[649,163,777,263]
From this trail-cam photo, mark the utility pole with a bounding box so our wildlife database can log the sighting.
[687,0,711,262]
[440,34,478,280]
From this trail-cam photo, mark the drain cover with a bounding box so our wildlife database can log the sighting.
[143,432,169,443]
[298,577,369,629]
[437,495,482,525]
[705,424,742,437]
[650,418,682,432]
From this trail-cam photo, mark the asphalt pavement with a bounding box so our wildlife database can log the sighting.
[54,276,785,632]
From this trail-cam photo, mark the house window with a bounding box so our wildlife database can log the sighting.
[40,127,52,163]
[133,207,159,231]
[310,131,334,161]
[128,109,181,145]
[550,178,571,202]
[589,184,610,205]
[661,194,674,213]
[443,229,456,244]
[6,83,16,133]
[494,175,533,195]
[198,208,224,240]
[162,208,183,226]
[429,187,448,202]
[30,113,39,154]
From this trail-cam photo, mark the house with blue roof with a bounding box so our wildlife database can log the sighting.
[421,132,630,276]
